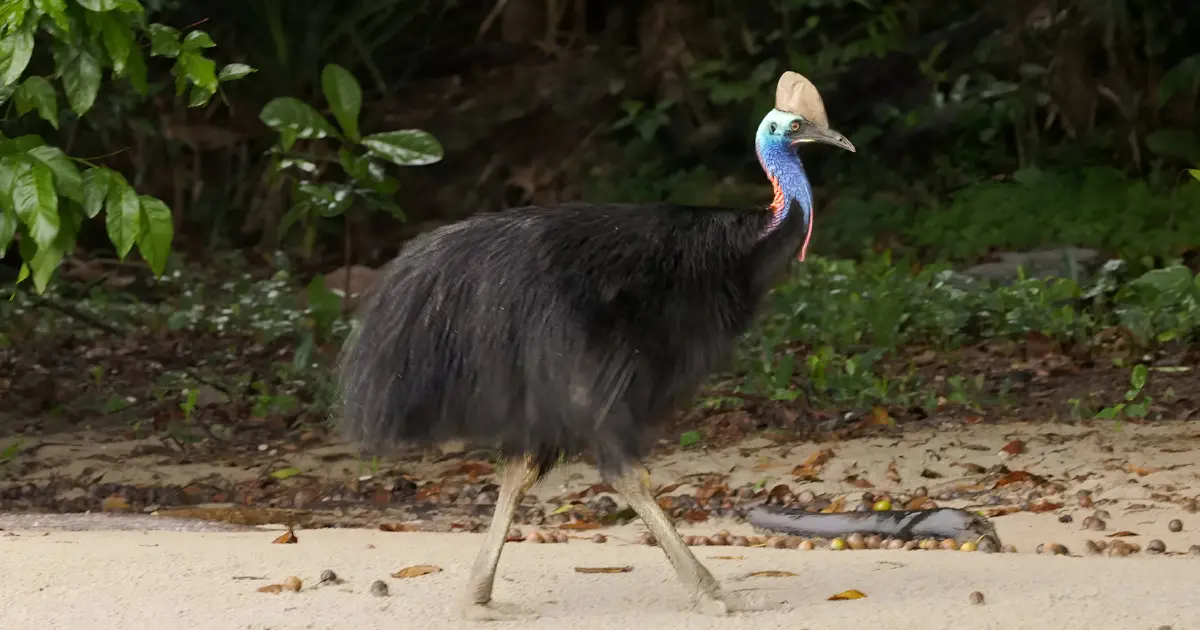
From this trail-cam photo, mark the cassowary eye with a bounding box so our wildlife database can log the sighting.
[769,123,777,133]
[789,120,802,132]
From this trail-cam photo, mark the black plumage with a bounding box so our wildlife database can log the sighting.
[337,70,855,619]
[339,201,807,477]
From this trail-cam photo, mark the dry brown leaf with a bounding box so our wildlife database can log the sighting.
[101,496,131,512]
[998,440,1025,459]
[1126,463,1158,476]
[257,584,284,594]
[391,565,443,578]
[559,521,603,530]
[981,506,1022,517]
[378,522,421,532]
[822,496,847,513]
[954,462,988,475]
[993,470,1044,488]
[749,570,797,578]
[792,448,835,477]
[906,496,933,510]
[1028,501,1063,513]
[272,527,298,544]
[829,589,867,600]
[654,483,682,496]
[574,566,633,574]
[885,461,902,484]
[1108,531,1139,537]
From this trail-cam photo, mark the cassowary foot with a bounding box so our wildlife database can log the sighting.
[695,589,774,616]
[460,601,539,622]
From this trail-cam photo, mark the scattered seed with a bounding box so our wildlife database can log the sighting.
[1107,542,1133,557]
[1168,519,1183,533]
[636,532,657,546]
[283,576,302,592]
[370,580,389,597]
[969,591,985,605]
[919,538,938,551]
[940,538,959,551]
[887,538,906,550]
[769,537,789,549]
[591,534,607,544]
[709,534,729,546]
[830,538,846,551]
[318,569,339,585]
[1001,544,1018,553]
[913,486,928,498]
[1084,540,1101,555]
[1038,542,1068,556]
[1058,514,1073,524]
[1093,509,1112,521]
[873,499,892,511]
[731,536,749,547]
[866,534,883,550]
[798,539,815,551]
[526,531,545,543]
[1147,539,1166,554]
[1082,516,1106,531]
[1183,500,1199,514]
[959,541,977,552]
[1188,545,1200,556]
[507,527,524,541]
[846,533,866,550]
[904,540,920,551]
[1078,495,1094,508]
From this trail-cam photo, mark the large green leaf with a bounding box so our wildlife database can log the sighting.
[260,97,337,139]
[178,51,217,93]
[74,0,121,11]
[98,13,135,76]
[11,157,60,250]
[80,166,113,217]
[135,195,172,276]
[27,145,82,202]
[0,206,15,255]
[321,64,362,141]
[147,24,180,57]
[58,48,103,116]
[0,22,35,86]
[33,0,70,32]
[0,0,31,32]
[13,76,59,129]
[363,130,444,167]
[104,174,139,258]
[181,30,215,52]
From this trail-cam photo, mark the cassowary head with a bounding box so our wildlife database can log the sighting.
[756,71,855,153]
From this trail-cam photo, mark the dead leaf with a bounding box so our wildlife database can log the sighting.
[654,483,682,496]
[574,566,633,574]
[749,570,797,578]
[378,522,421,532]
[559,521,603,530]
[792,448,835,477]
[1126,463,1158,476]
[1108,531,1139,537]
[920,468,943,479]
[846,475,874,489]
[885,461,902,484]
[829,589,868,600]
[869,406,893,426]
[954,462,988,474]
[391,565,443,578]
[906,496,934,510]
[454,460,495,481]
[272,527,298,544]
[998,440,1025,459]
[101,496,131,512]
[822,496,847,513]
[1028,501,1063,513]
[709,555,745,560]
[993,470,1044,488]
[257,584,284,594]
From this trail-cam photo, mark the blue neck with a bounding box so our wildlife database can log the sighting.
[755,136,813,249]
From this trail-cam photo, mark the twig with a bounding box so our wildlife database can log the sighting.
[477,0,510,39]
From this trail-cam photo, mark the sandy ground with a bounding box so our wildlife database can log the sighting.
[4,420,1200,629]
[2,525,1199,630]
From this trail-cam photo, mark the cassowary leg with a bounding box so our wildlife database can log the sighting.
[461,456,541,621]
[608,465,772,615]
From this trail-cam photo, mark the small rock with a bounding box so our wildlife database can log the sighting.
[318,570,339,585]
[969,591,985,605]
[370,580,389,597]
[591,534,607,544]
[1168,519,1183,533]
[1146,539,1166,554]
[1058,514,1073,524]
[1189,545,1200,556]
[1092,509,1112,521]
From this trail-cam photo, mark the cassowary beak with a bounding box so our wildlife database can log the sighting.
[792,127,856,153]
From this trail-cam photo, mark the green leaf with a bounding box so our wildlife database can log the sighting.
[11,157,60,249]
[74,0,121,10]
[147,23,180,57]
[269,467,303,480]
[679,430,703,448]
[1144,129,1200,163]
[297,182,352,217]
[33,0,69,32]
[29,239,63,293]
[135,195,172,276]
[0,134,45,154]
[80,166,113,218]
[13,76,59,129]
[1130,364,1148,391]
[321,63,362,141]
[259,97,337,139]
[1189,169,1200,182]
[98,13,135,76]
[0,206,15,255]
[0,22,35,86]
[218,63,255,81]
[362,130,444,166]
[0,0,31,31]
[27,145,82,202]
[58,48,103,116]
[178,51,217,92]
[104,174,139,258]
[123,45,146,92]
[181,30,215,51]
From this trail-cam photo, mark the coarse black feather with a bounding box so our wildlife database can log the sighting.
[337,200,809,477]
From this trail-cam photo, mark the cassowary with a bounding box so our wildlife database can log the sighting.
[338,71,855,620]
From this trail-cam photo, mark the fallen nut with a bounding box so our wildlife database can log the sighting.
[969,591,985,605]
[1168,519,1183,533]
[1146,539,1166,554]
[370,580,388,597]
